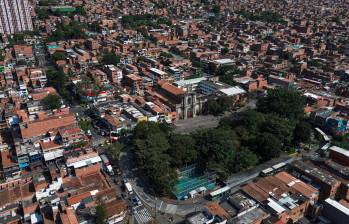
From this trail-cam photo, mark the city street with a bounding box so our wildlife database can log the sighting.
[34,44,48,67]
[118,143,297,219]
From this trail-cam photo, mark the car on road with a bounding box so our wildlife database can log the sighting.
[132,196,142,206]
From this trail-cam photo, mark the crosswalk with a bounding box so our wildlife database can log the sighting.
[133,206,153,224]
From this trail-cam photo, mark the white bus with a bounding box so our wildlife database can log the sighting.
[209,185,231,201]
[272,162,287,171]
[260,167,274,177]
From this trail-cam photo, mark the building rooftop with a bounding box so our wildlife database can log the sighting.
[231,207,268,224]
[325,198,349,216]
[329,145,349,158]
[187,212,213,224]
[291,160,339,186]
[219,86,246,96]
[21,113,76,139]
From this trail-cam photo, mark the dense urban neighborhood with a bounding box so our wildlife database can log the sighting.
[1,0,349,223]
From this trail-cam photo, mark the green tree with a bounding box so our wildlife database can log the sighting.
[36,8,49,20]
[217,65,242,85]
[255,132,282,161]
[51,51,67,62]
[42,94,62,110]
[133,122,176,195]
[293,121,312,144]
[262,115,294,147]
[48,21,86,41]
[232,147,259,172]
[206,99,220,115]
[88,21,101,32]
[257,88,306,120]
[101,51,120,66]
[231,110,266,134]
[221,47,229,55]
[95,202,107,224]
[205,97,232,115]
[106,142,124,161]
[75,6,86,16]
[193,128,240,178]
[212,5,220,14]
[159,52,173,58]
[46,68,68,94]
[79,118,92,132]
[168,134,197,167]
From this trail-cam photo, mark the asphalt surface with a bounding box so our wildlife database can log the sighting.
[34,45,48,67]
[119,144,297,217]
[70,104,106,146]
[174,115,221,134]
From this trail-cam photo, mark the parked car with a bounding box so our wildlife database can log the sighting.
[132,196,142,206]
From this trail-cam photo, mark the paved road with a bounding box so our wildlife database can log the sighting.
[70,104,106,146]
[119,148,205,217]
[225,156,295,188]
[133,205,154,224]
[120,146,297,217]
[174,115,221,133]
[34,45,48,67]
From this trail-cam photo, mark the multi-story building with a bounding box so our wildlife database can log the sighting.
[0,0,33,35]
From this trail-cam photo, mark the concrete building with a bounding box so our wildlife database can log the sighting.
[323,198,349,224]
[0,0,33,34]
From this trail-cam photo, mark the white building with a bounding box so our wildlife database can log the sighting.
[0,0,33,34]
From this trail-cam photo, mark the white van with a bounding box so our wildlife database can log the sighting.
[125,182,133,194]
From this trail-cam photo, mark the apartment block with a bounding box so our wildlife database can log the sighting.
[0,0,33,34]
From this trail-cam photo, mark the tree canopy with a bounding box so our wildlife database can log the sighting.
[293,121,312,144]
[106,142,124,161]
[100,51,120,66]
[131,87,311,196]
[204,97,232,116]
[51,51,67,62]
[46,68,68,94]
[95,202,107,224]
[216,65,242,85]
[257,87,306,120]
[121,14,172,29]
[42,94,62,110]
[237,10,286,24]
[48,21,86,41]
[79,118,92,132]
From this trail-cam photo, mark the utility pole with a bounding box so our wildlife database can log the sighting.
[154,196,157,219]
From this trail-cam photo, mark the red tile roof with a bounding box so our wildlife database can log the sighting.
[67,191,91,205]
[159,81,185,96]
[21,113,76,139]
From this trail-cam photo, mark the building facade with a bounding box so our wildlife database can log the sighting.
[0,0,33,35]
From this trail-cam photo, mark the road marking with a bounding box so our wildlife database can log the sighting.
[134,206,153,224]
[158,201,163,211]
[165,204,177,214]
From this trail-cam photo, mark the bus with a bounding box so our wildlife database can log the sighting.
[260,167,274,177]
[272,162,287,172]
[209,185,231,201]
